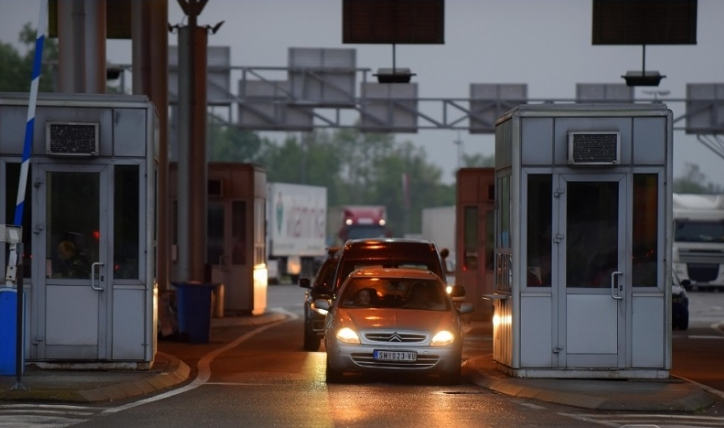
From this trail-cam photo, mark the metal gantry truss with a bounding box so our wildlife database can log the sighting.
[111,60,724,138]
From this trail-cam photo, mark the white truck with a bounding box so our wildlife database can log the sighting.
[672,193,724,290]
[266,183,327,284]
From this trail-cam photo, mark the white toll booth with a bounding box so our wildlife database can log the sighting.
[491,103,673,379]
[0,93,158,367]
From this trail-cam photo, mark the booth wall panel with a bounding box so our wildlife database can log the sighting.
[113,108,147,157]
[633,117,667,165]
[520,295,553,367]
[632,296,665,367]
[112,287,146,360]
[521,118,554,166]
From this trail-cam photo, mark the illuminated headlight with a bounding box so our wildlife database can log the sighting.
[431,331,455,347]
[336,327,360,344]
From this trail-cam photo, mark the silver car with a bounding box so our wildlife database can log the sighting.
[314,267,474,384]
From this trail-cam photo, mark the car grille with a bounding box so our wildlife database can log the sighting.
[350,353,439,369]
[679,249,724,265]
[364,332,427,343]
[687,263,720,282]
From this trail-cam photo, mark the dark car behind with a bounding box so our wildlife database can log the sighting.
[299,247,341,351]
[331,238,447,294]
[672,271,690,331]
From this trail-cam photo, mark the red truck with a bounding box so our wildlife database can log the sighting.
[327,205,392,247]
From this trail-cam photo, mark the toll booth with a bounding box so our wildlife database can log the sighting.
[0,93,158,366]
[456,167,495,320]
[169,162,267,316]
[492,103,673,379]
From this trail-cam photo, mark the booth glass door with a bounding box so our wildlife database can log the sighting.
[208,200,249,314]
[558,174,628,368]
[36,164,110,360]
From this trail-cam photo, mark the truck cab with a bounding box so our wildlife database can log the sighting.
[673,193,724,291]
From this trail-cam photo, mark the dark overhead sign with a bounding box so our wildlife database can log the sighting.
[592,0,697,45]
[342,0,445,44]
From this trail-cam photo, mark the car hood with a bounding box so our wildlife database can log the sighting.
[338,308,458,332]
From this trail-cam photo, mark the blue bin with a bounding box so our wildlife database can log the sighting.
[173,282,217,343]
[0,289,18,375]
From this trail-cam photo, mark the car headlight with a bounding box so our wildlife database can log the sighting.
[431,330,455,347]
[336,327,360,344]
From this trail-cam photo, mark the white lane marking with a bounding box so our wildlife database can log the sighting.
[0,405,101,411]
[561,411,724,427]
[101,308,297,415]
[518,402,546,410]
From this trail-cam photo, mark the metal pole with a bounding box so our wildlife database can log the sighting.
[6,0,46,391]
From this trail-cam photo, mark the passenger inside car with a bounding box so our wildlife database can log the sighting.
[355,288,376,307]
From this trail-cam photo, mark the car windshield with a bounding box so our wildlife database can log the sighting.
[339,277,449,311]
[674,220,724,243]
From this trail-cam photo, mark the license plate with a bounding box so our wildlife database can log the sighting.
[373,350,417,362]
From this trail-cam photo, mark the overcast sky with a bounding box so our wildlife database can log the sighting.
[1,0,723,185]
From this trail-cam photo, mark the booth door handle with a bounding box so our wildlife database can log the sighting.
[91,262,105,291]
[610,271,623,300]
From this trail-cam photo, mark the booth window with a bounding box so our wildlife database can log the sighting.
[47,171,99,280]
[4,163,32,279]
[632,173,658,287]
[463,206,478,270]
[232,201,247,265]
[495,175,512,291]
[485,209,494,271]
[207,201,225,267]
[114,165,139,279]
[526,174,552,287]
[566,181,618,288]
[254,197,266,265]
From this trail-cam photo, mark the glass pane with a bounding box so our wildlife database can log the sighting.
[47,172,98,279]
[566,181,618,288]
[485,210,494,271]
[114,165,139,279]
[527,174,552,287]
[232,201,247,265]
[632,174,658,287]
[498,176,510,248]
[5,163,32,278]
[255,198,265,265]
[463,206,478,270]
[207,202,224,265]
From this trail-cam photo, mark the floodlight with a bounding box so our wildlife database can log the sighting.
[622,71,666,87]
[0,225,22,244]
[374,68,415,84]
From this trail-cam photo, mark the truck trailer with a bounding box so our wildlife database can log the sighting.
[266,183,328,283]
[673,193,724,290]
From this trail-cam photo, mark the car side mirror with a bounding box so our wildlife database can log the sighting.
[312,298,331,315]
[457,302,475,315]
[299,277,311,289]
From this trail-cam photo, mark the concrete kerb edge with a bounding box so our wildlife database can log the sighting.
[79,352,190,403]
